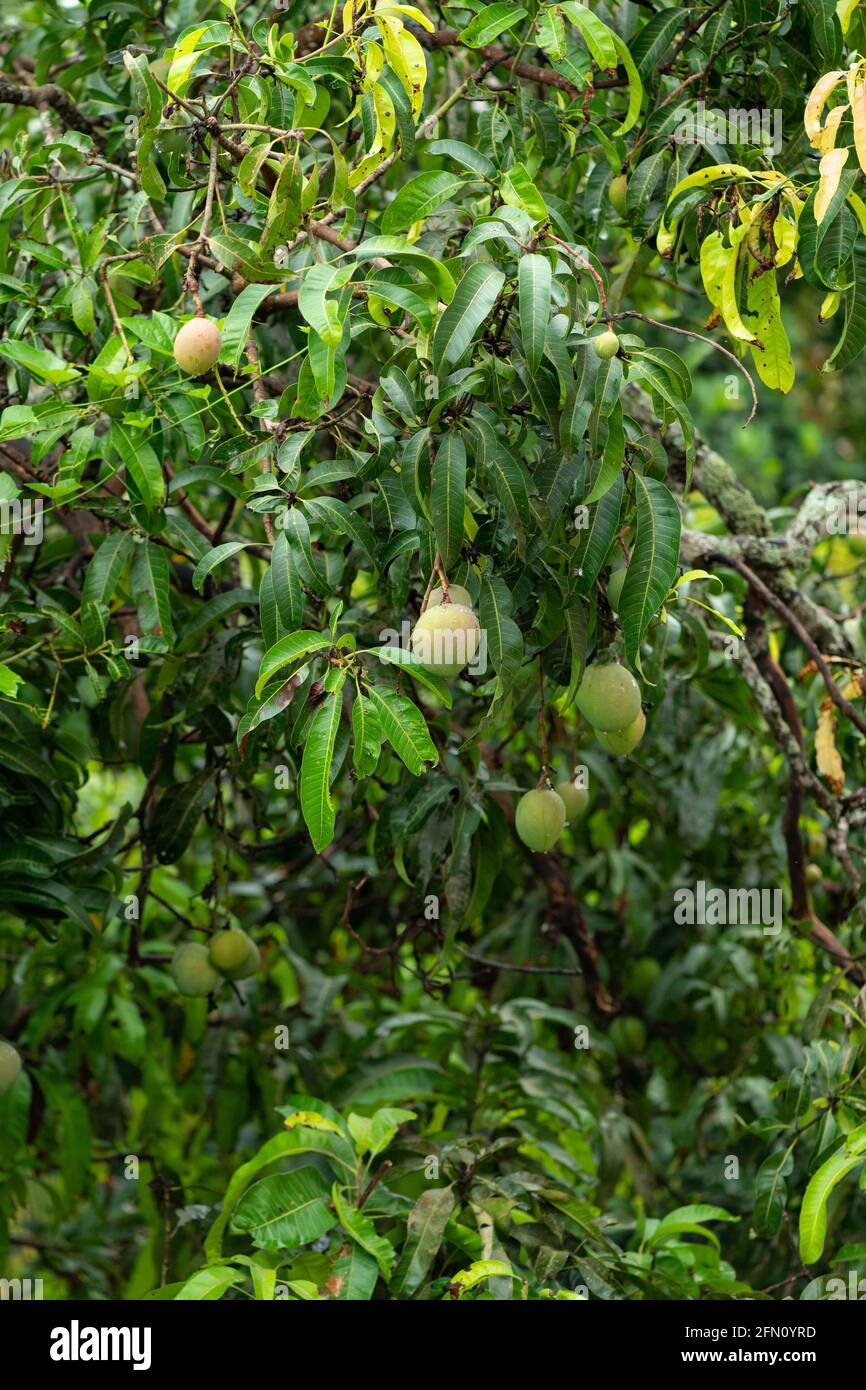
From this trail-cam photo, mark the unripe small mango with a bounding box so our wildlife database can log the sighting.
[576,663,642,732]
[806,828,827,857]
[805,863,822,885]
[556,780,588,822]
[607,568,626,613]
[610,1015,646,1055]
[0,1039,22,1094]
[593,329,619,360]
[624,957,661,1000]
[596,708,646,756]
[609,174,628,217]
[427,584,473,610]
[172,943,219,997]
[411,603,480,678]
[515,788,566,852]
[209,928,259,980]
[173,317,222,376]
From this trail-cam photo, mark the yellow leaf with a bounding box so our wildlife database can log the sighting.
[816,702,844,793]
[805,69,847,147]
[847,188,866,233]
[378,15,427,117]
[772,214,798,267]
[658,164,789,253]
[283,1110,345,1135]
[838,0,860,34]
[375,1,435,31]
[847,65,866,172]
[720,225,758,343]
[747,272,794,392]
[699,230,732,310]
[343,0,368,34]
[815,146,850,224]
[820,289,841,319]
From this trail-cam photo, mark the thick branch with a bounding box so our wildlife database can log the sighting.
[0,71,102,140]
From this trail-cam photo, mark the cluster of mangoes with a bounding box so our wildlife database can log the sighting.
[515,663,645,853]
[171,928,259,998]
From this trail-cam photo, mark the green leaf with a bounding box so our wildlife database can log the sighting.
[331,1185,395,1280]
[130,541,174,642]
[500,163,547,222]
[426,139,495,179]
[352,237,456,302]
[256,630,333,698]
[146,771,216,864]
[0,339,80,383]
[352,689,384,775]
[469,416,530,538]
[824,241,866,371]
[518,253,551,376]
[619,475,681,665]
[364,685,438,775]
[479,575,523,679]
[82,532,134,607]
[192,541,250,592]
[110,423,165,511]
[585,401,625,504]
[299,679,345,852]
[459,4,527,46]
[574,473,623,595]
[304,496,377,565]
[376,647,454,706]
[799,1127,866,1264]
[754,1149,794,1238]
[392,1187,456,1296]
[431,264,505,374]
[559,0,617,65]
[298,263,354,348]
[221,283,273,370]
[231,1168,338,1250]
[332,1243,379,1300]
[209,230,284,284]
[175,1266,244,1301]
[430,429,466,568]
[381,171,468,235]
[205,1123,354,1261]
[270,530,304,630]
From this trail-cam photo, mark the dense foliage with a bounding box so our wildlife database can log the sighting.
[1,0,866,1302]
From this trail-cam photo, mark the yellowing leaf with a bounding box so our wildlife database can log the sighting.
[815,147,850,224]
[847,65,866,173]
[375,2,435,31]
[720,231,758,344]
[657,164,789,252]
[804,69,847,149]
[838,0,860,33]
[283,1111,346,1136]
[699,230,731,309]
[819,289,841,319]
[816,702,844,793]
[747,272,794,392]
[378,14,427,117]
[772,214,798,267]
